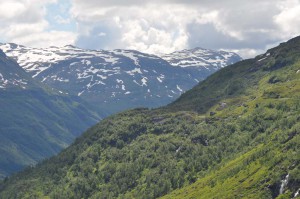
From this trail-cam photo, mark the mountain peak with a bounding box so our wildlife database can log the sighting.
[285,34,300,44]
[162,47,242,68]
[63,44,79,49]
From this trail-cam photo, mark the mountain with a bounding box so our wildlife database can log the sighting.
[0,44,240,178]
[0,43,242,114]
[0,50,103,179]
[1,36,299,198]
[162,47,240,69]
[0,50,36,90]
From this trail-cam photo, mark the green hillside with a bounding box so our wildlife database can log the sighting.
[0,36,299,198]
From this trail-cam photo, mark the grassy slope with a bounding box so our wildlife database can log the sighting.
[162,38,300,198]
[0,37,299,198]
[163,103,300,198]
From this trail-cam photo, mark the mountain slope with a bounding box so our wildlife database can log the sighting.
[163,36,300,198]
[162,47,240,69]
[0,37,299,199]
[0,50,103,179]
[167,36,300,114]
[0,43,241,114]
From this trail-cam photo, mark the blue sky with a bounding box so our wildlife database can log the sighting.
[0,0,300,58]
[45,0,76,32]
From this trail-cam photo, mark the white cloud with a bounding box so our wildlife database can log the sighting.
[71,3,201,54]
[274,0,300,39]
[12,31,77,47]
[0,1,27,19]
[98,32,106,37]
[1,0,300,58]
[0,0,56,23]
[115,6,191,54]
[70,0,300,58]
[0,0,76,48]
[54,15,71,24]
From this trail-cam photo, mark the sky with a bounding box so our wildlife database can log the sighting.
[1,0,300,58]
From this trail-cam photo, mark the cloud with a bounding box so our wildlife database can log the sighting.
[70,0,300,58]
[13,31,77,47]
[75,19,122,50]
[0,1,50,26]
[1,0,300,58]
[71,3,201,54]
[54,15,71,24]
[274,0,300,39]
[0,0,76,47]
[98,32,106,37]
[0,1,27,19]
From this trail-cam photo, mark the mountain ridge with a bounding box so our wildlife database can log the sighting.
[0,43,242,114]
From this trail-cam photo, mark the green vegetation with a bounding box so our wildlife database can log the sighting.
[1,36,300,198]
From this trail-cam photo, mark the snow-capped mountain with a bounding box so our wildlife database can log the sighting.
[162,47,241,69]
[0,43,242,114]
[0,50,40,90]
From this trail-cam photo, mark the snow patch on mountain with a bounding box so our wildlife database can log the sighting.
[0,72,28,89]
[162,47,242,69]
[126,68,142,75]
[0,43,242,113]
[177,85,183,92]
[0,44,124,78]
[141,77,148,86]
[113,50,140,66]
[157,74,165,83]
